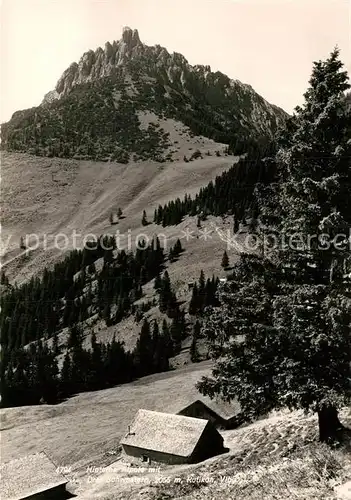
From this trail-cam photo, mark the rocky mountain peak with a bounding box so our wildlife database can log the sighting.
[51,27,145,97]
[4,26,289,162]
[121,26,141,48]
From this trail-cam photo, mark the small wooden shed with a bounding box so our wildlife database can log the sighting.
[0,452,69,500]
[173,397,242,430]
[176,399,233,429]
[120,409,225,465]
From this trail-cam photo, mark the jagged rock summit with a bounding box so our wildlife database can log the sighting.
[121,26,141,47]
[2,27,288,162]
[54,28,143,96]
[45,26,281,113]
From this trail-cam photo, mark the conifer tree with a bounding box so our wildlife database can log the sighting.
[134,319,153,376]
[0,270,9,286]
[152,320,159,341]
[154,273,162,291]
[141,210,148,226]
[67,324,83,349]
[170,311,186,353]
[199,270,205,292]
[189,282,199,315]
[159,271,176,314]
[70,327,90,393]
[198,49,351,442]
[190,321,201,362]
[89,332,103,389]
[221,251,229,269]
[60,352,72,396]
[103,303,111,325]
[105,335,131,385]
[198,270,206,311]
[161,319,173,359]
[174,238,183,255]
[151,321,169,372]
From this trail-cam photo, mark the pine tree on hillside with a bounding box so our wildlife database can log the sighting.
[204,276,218,307]
[168,239,183,263]
[189,272,218,315]
[189,282,199,315]
[89,332,104,389]
[70,330,90,394]
[199,270,205,293]
[161,319,174,359]
[170,311,186,353]
[154,273,162,291]
[198,49,351,442]
[152,320,160,342]
[152,321,169,373]
[0,271,9,286]
[27,342,59,404]
[159,271,171,312]
[117,207,123,219]
[190,321,201,363]
[60,352,72,397]
[141,210,148,226]
[134,319,154,376]
[174,238,183,255]
[102,303,111,325]
[67,324,83,349]
[221,251,229,269]
[105,335,132,386]
[198,270,206,310]
[159,271,178,315]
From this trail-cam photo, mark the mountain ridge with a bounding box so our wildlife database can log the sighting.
[47,26,288,133]
[46,27,272,105]
[2,27,288,162]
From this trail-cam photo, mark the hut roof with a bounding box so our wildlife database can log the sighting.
[0,452,67,500]
[167,396,239,420]
[120,409,210,457]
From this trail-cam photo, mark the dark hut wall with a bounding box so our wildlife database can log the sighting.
[121,445,191,465]
[22,483,68,500]
[191,424,225,463]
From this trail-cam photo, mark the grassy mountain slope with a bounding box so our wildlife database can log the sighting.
[2,135,244,364]
[2,125,235,284]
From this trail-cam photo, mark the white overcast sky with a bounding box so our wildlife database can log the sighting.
[1,0,350,122]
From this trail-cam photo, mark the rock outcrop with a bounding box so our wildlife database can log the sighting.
[3,27,288,161]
